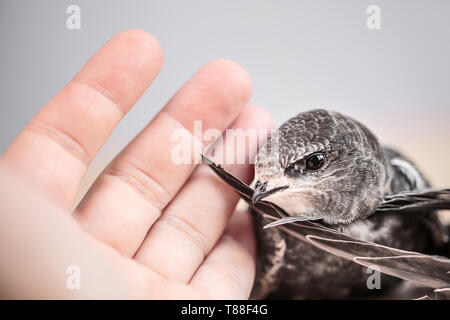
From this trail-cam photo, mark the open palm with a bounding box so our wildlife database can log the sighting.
[0,30,274,299]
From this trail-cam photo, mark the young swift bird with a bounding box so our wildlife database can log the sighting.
[204,109,450,299]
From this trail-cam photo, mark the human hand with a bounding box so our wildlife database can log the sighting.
[0,30,274,299]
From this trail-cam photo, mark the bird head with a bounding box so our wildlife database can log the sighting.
[253,109,391,225]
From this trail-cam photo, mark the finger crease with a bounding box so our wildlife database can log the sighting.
[72,77,126,116]
[24,120,90,166]
[205,258,249,294]
[159,214,210,258]
[144,264,170,282]
[160,109,207,158]
[104,158,172,211]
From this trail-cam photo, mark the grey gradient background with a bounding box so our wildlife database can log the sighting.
[0,0,449,196]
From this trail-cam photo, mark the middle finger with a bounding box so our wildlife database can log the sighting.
[75,60,252,257]
[134,105,274,282]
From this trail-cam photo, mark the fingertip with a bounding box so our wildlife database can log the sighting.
[164,59,252,133]
[74,29,164,114]
[236,105,276,131]
[111,29,164,66]
[204,59,252,96]
[197,59,253,115]
[212,105,274,183]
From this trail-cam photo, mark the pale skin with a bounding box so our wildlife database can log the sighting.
[0,30,275,299]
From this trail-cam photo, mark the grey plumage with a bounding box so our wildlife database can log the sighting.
[255,109,393,225]
[252,109,445,298]
[203,109,450,299]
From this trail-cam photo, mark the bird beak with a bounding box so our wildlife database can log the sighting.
[252,181,288,204]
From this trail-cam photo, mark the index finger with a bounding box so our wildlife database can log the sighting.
[0,30,163,207]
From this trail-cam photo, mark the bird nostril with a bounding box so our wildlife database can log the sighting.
[252,181,288,204]
[255,180,267,193]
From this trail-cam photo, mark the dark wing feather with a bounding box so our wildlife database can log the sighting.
[416,287,450,300]
[305,235,450,289]
[375,188,450,214]
[375,188,450,247]
[202,155,287,219]
[267,216,450,289]
[202,155,450,293]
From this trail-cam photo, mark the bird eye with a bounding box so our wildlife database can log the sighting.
[305,153,326,171]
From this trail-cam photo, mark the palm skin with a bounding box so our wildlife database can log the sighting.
[0,30,274,299]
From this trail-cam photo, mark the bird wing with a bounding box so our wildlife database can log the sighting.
[201,155,289,219]
[375,188,450,214]
[202,155,450,296]
[375,189,450,247]
[416,287,450,300]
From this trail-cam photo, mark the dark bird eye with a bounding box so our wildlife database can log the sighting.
[305,153,326,171]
